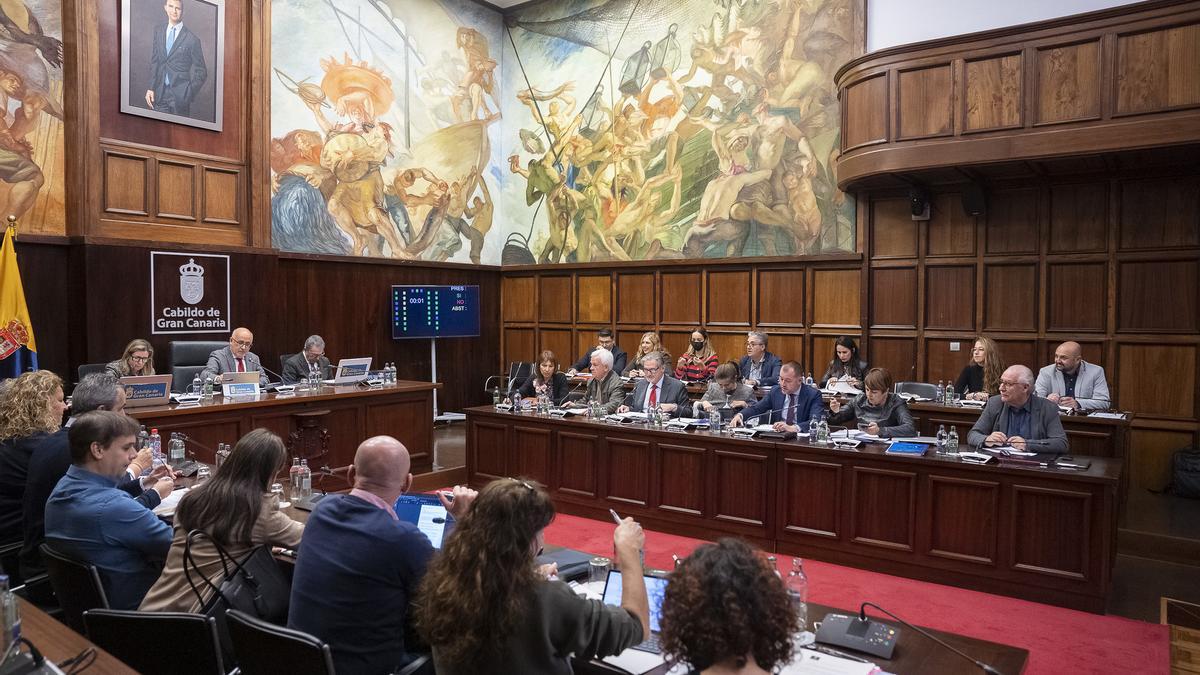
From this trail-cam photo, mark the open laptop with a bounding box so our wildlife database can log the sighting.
[394,493,455,549]
[601,569,669,653]
[119,375,173,408]
[324,357,373,385]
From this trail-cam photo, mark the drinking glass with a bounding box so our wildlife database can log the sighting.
[271,482,287,510]
[589,556,612,585]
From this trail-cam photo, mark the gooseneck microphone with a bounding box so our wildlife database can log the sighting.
[858,602,1002,675]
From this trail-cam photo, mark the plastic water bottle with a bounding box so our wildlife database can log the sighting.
[945,383,956,405]
[148,429,163,467]
[817,417,830,444]
[191,374,201,394]
[808,416,818,438]
[936,424,948,455]
[766,555,781,578]
[493,387,502,410]
[947,427,960,455]
[289,458,302,501]
[215,443,231,471]
[936,380,945,404]
[300,459,312,499]
[2,574,21,656]
[512,392,523,413]
[786,558,809,634]
[169,433,186,469]
[202,376,214,400]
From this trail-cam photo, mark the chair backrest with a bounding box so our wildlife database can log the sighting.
[225,609,336,675]
[169,341,226,392]
[896,381,939,399]
[76,363,108,383]
[507,361,533,395]
[280,354,291,378]
[40,543,108,633]
[84,609,225,675]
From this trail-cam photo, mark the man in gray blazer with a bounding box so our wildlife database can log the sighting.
[199,327,269,386]
[282,335,332,384]
[1034,341,1110,411]
[618,353,690,418]
[968,365,1068,454]
[572,348,625,415]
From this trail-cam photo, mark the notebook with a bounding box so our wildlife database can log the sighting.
[602,570,669,654]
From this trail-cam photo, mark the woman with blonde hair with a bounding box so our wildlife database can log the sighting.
[106,339,155,377]
[625,331,671,377]
[0,371,67,545]
[955,336,1006,401]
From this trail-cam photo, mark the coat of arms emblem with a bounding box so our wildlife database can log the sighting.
[179,258,205,305]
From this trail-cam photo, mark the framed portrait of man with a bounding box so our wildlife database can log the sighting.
[119,0,225,131]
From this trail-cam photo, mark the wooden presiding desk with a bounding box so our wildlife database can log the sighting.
[128,381,439,474]
[466,406,1120,613]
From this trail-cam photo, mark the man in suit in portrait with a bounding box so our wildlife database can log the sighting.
[618,352,690,418]
[969,365,1068,454]
[282,335,332,384]
[731,361,823,432]
[145,0,207,116]
[200,327,269,386]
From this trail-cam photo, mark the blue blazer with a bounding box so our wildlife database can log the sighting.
[738,352,783,387]
[741,384,824,426]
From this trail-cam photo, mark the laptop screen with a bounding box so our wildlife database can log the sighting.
[393,494,455,549]
[601,569,668,633]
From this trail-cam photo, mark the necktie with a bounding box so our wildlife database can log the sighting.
[649,383,658,407]
[236,358,245,373]
[785,394,795,424]
[167,26,177,53]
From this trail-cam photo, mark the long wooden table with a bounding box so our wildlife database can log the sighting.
[467,406,1121,613]
[129,381,439,473]
[14,598,136,674]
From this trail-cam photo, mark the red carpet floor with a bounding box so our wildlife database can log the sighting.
[545,513,1169,675]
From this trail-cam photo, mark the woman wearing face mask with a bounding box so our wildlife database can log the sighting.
[827,368,915,438]
[517,350,571,404]
[821,336,869,389]
[693,362,754,417]
[675,327,718,382]
[625,332,670,378]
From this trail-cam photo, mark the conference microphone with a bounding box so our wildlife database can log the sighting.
[556,374,587,406]
[313,464,351,495]
[257,363,288,387]
[857,602,1002,675]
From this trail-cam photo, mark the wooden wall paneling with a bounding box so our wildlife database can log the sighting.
[1119,177,1200,250]
[502,276,536,322]
[1010,486,1091,580]
[539,329,573,367]
[1117,259,1199,332]
[871,197,918,258]
[103,152,149,215]
[984,264,1039,331]
[555,431,599,498]
[926,338,977,384]
[505,329,536,374]
[756,268,805,327]
[201,167,240,225]
[617,272,656,324]
[925,266,976,331]
[868,337,919,383]
[897,64,955,139]
[1129,428,1197,491]
[767,333,805,367]
[1116,343,1197,419]
[926,476,1000,565]
[1041,339,1107,372]
[779,457,842,539]
[963,53,1023,132]
[811,269,861,328]
[605,437,653,507]
[538,275,573,323]
[986,188,1041,254]
[1046,263,1107,332]
[850,466,917,551]
[843,73,889,151]
[1034,40,1103,124]
[576,275,613,324]
[1049,183,1109,253]
[657,442,707,517]
[12,242,71,377]
[156,161,196,220]
[706,270,752,326]
[512,425,553,485]
[993,338,1038,374]
[660,271,702,325]
[710,447,772,530]
[469,420,509,482]
[575,330,601,367]
[1114,23,1200,116]
[927,193,977,256]
[661,330,695,365]
[811,334,851,377]
[871,266,918,328]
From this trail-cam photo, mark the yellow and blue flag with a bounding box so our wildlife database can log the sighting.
[0,222,37,378]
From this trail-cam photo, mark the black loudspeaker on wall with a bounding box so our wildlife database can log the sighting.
[908,188,930,220]
[962,183,987,216]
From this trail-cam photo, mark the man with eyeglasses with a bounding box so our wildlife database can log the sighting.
[737,331,782,388]
[967,365,1068,454]
[617,352,689,418]
[199,327,269,386]
[282,335,332,384]
[730,361,823,432]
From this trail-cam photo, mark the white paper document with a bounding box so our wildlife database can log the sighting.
[1088,411,1127,419]
[152,487,189,517]
[601,648,667,674]
[416,503,449,547]
[781,648,877,674]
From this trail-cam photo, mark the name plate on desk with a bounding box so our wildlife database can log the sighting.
[125,381,169,401]
[222,382,260,399]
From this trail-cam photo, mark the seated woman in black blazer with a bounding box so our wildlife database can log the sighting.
[518,350,571,404]
[821,335,869,389]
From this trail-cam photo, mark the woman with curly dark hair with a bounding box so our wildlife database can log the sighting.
[661,538,798,674]
[417,477,650,674]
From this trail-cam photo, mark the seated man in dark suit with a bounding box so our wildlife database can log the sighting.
[567,328,628,377]
[737,331,783,388]
[967,365,1069,454]
[617,352,690,418]
[282,335,332,384]
[199,327,270,386]
[289,436,476,674]
[731,361,823,433]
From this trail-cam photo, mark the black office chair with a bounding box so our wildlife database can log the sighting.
[168,341,226,392]
[397,655,434,675]
[895,381,939,399]
[506,361,533,397]
[226,609,336,675]
[76,362,108,382]
[280,354,293,380]
[84,609,226,675]
[40,543,108,633]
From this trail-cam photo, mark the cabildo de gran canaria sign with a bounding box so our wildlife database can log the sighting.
[150,251,231,334]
